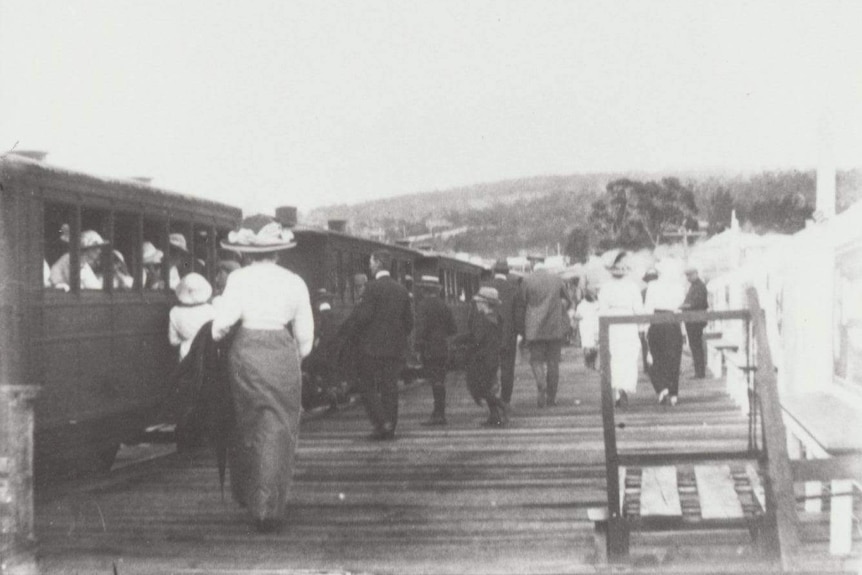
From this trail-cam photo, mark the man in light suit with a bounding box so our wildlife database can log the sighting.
[342,250,414,440]
[516,262,571,407]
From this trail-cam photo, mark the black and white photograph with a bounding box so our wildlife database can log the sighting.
[1,1,861,573]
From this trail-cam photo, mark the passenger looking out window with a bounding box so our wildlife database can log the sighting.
[142,241,165,290]
[111,250,134,290]
[49,230,109,291]
[168,233,190,290]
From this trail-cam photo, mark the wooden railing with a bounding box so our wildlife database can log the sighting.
[597,308,754,559]
[594,288,861,570]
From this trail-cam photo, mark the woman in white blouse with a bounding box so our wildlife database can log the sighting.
[212,214,313,533]
[598,251,644,407]
[643,258,687,406]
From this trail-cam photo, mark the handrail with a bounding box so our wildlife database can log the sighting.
[746,286,800,571]
[597,307,753,560]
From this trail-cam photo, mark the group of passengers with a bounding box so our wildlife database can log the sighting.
[43,227,207,292]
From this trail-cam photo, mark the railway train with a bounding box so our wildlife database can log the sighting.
[0,153,485,478]
[0,153,241,479]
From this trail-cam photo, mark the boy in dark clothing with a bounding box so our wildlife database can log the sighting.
[463,286,507,427]
[302,290,340,410]
[415,276,457,425]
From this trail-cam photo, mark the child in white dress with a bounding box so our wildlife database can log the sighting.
[169,273,215,361]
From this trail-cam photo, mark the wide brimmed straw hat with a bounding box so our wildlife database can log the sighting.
[142,242,164,265]
[605,250,629,276]
[80,230,110,250]
[221,214,297,253]
[169,233,189,253]
[473,286,501,306]
[175,272,213,305]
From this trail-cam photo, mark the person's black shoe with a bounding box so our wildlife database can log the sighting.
[421,413,447,426]
[481,418,504,428]
[369,423,396,441]
[615,390,628,408]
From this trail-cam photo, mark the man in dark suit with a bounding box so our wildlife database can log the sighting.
[681,265,709,379]
[486,259,520,408]
[414,276,456,425]
[342,250,414,440]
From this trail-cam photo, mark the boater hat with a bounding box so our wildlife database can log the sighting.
[221,214,297,253]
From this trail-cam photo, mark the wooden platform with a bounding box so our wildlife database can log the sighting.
[32,346,854,574]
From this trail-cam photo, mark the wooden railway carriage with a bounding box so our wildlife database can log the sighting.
[273,214,486,405]
[277,223,418,325]
[0,153,241,477]
[413,252,484,331]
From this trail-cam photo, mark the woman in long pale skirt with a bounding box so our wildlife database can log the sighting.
[212,214,314,532]
[598,252,644,407]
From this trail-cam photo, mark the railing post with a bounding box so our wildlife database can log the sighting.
[1,176,39,574]
[746,287,799,571]
[0,386,39,575]
[598,317,627,559]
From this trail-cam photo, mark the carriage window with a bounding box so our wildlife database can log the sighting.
[143,218,167,291]
[193,225,213,282]
[43,202,74,290]
[168,223,193,290]
[112,212,139,291]
[44,204,109,292]
[834,247,862,388]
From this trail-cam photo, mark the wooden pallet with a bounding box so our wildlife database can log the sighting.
[589,461,766,562]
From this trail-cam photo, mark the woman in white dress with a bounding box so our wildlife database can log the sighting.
[598,251,644,407]
[212,214,314,533]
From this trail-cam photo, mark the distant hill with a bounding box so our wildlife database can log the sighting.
[305,168,862,259]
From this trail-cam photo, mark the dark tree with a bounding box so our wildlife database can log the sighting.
[739,193,813,234]
[564,227,590,263]
[588,178,699,250]
[708,187,734,235]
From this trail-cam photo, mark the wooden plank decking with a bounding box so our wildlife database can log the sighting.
[31,346,849,574]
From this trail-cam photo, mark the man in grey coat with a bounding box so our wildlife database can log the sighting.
[515,263,571,407]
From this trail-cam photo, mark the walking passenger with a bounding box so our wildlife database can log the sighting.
[598,252,644,408]
[643,259,686,406]
[415,276,456,425]
[681,265,709,379]
[340,250,413,441]
[463,287,506,427]
[575,287,599,370]
[640,268,658,372]
[211,214,313,533]
[486,259,520,408]
[516,262,571,408]
[169,273,216,361]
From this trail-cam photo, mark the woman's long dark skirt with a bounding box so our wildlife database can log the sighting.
[227,327,302,523]
[647,322,683,396]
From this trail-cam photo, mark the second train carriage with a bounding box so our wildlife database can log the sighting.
[272,209,486,405]
[0,153,241,478]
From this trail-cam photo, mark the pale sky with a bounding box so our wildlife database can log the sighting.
[2,0,861,215]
